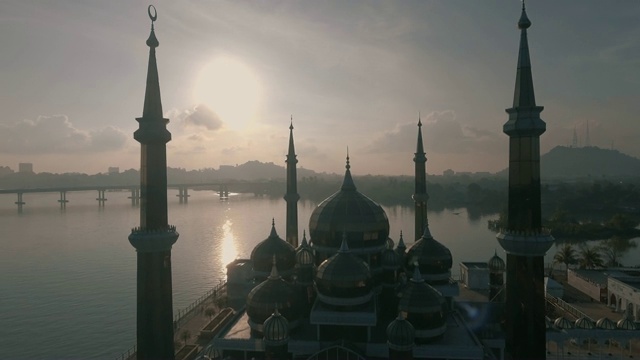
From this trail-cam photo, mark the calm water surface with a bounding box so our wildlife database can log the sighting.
[0,190,638,359]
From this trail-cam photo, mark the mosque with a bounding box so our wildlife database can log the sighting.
[129,3,639,360]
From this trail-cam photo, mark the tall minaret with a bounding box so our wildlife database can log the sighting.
[284,116,300,248]
[128,6,179,359]
[412,116,428,241]
[497,3,553,359]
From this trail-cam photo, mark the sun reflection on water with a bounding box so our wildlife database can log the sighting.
[221,219,238,266]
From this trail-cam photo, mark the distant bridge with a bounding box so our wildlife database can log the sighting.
[0,182,282,212]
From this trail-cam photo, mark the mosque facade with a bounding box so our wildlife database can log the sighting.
[130,4,639,360]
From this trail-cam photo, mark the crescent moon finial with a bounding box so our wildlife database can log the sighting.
[148,5,158,23]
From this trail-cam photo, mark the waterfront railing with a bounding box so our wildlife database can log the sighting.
[115,279,227,360]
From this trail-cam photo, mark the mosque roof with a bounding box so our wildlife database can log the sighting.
[250,220,296,276]
[309,155,389,250]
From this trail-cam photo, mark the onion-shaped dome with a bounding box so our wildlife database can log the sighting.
[250,220,296,278]
[309,157,389,250]
[406,225,452,282]
[382,248,401,270]
[617,317,637,330]
[487,250,506,272]
[554,317,573,329]
[575,317,595,329]
[296,231,314,267]
[596,317,617,330]
[398,266,445,339]
[315,235,372,306]
[263,308,290,346]
[387,314,415,351]
[246,257,299,333]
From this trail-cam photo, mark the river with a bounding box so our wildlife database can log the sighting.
[0,189,638,359]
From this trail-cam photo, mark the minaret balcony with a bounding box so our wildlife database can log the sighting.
[496,228,553,256]
[129,225,179,252]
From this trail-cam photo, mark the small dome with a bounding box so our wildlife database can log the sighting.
[575,317,595,329]
[246,258,299,332]
[406,226,452,277]
[488,251,506,272]
[309,158,389,250]
[263,308,289,346]
[617,318,637,330]
[596,317,617,330]
[554,317,573,329]
[296,247,314,267]
[398,266,445,339]
[315,235,372,305]
[382,248,401,270]
[387,314,415,351]
[296,231,314,266]
[250,220,296,277]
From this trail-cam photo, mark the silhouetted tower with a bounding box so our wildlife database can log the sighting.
[412,116,428,241]
[572,126,578,148]
[496,3,553,359]
[127,6,179,360]
[284,117,299,247]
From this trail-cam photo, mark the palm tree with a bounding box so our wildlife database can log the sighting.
[553,244,578,278]
[578,246,604,269]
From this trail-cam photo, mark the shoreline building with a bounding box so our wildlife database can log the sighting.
[496,3,554,359]
[128,7,179,360]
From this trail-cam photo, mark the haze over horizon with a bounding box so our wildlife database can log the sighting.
[1,1,639,176]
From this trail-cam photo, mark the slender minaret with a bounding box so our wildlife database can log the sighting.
[284,116,300,248]
[412,115,428,241]
[128,6,179,359]
[497,3,553,359]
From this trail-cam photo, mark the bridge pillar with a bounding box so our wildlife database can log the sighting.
[223,185,229,198]
[58,191,69,209]
[15,192,25,213]
[128,188,140,206]
[176,186,189,204]
[96,189,107,206]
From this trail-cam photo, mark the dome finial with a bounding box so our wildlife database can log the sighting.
[518,1,531,30]
[346,147,350,171]
[146,5,159,48]
[268,255,281,280]
[338,230,350,253]
[269,218,278,238]
[410,262,424,283]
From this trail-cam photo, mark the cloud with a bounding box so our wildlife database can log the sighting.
[364,110,502,155]
[0,115,127,154]
[182,104,222,131]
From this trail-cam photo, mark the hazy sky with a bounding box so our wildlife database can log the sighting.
[1,1,639,176]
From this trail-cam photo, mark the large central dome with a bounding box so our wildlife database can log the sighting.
[309,157,389,250]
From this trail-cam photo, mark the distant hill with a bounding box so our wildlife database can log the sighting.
[539,146,640,179]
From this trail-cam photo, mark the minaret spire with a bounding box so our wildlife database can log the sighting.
[412,114,428,241]
[341,148,356,191]
[284,116,300,247]
[128,6,179,359]
[497,4,553,359]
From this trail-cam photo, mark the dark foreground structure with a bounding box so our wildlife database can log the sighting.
[128,6,179,360]
[496,4,554,360]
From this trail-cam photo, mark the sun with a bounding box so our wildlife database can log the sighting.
[193,57,262,131]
